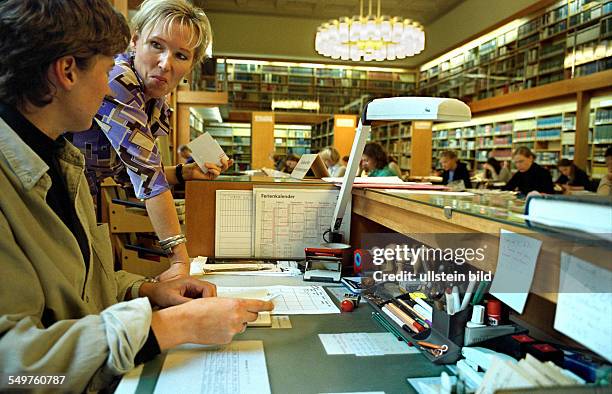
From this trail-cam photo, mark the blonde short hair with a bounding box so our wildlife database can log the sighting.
[320,146,340,165]
[131,0,212,64]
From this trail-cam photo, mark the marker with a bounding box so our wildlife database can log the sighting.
[452,285,461,313]
[471,281,489,306]
[412,297,433,315]
[460,280,477,311]
[445,287,455,315]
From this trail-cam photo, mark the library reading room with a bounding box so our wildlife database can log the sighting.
[1,0,612,393]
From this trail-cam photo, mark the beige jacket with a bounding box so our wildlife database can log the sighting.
[0,116,151,393]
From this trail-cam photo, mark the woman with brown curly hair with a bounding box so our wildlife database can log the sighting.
[362,142,396,177]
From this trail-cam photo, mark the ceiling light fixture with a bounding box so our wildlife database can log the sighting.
[315,0,425,62]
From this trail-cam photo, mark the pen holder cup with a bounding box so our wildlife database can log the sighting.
[432,306,472,347]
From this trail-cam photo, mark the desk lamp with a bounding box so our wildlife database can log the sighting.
[326,97,472,243]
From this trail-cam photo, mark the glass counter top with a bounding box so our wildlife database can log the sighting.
[366,189,528,228]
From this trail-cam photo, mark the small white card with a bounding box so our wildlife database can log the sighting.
[187,132,229,173]
[290,154,329,179]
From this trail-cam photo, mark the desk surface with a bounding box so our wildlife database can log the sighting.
[129,276,448,394]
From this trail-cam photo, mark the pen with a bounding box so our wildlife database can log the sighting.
[386,303,425,333]
[445,288,455,315]
[263,293,280,302]
[393,299,431,327]
[381,305,420,334]
[203,266,271,273]
[372,312,404,341]
[460,280,477,311]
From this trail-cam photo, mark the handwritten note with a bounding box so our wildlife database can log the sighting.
[154,341,270,394]
[318,333,418,356]
[554,252,612,362]
[490,229,542,313]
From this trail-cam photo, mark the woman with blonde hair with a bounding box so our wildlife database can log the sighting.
[73,0,231,281]
[319,146,346,177]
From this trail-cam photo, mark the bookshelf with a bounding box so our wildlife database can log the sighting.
[370,122,413,172]
[368,121,433,176]
[310,115,358,157]
[203,122,252,171]
[432,94,612,179]
[311,117,334,152]
[590,95,612,178]
[274,125,311,156]
[418,0,612,103]
[206,58,416,115]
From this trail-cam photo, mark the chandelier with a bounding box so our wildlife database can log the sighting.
[315,0,425,61]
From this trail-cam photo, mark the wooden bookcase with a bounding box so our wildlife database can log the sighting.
[418,0,612,103]
[311,115,358,158]
[203,59,416,115]
[273,125,311,156]
[431,93,612,179]
[369,121,433,176]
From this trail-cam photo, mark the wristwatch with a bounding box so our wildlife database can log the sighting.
[130,277,159,300]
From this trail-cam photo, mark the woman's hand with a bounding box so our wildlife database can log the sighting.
[157,262,190,282]
[182,157,234,181]
[140,277,217,308]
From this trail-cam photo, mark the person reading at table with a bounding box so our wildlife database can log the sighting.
[555,158,591,193]
[483,157,511,183]
[362,142,396,177]
[439,150,472,188]
[503,146,554,195]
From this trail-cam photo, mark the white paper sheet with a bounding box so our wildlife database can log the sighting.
[490,229,542,314]
[476,359,534,394]
[153,341,270,394]
[187,132,229,174]
[217,285,340,314]
[318,333,419,356]
[253,188,350,258]
[407,375,458,394]
[554,252,612,362]
[215,190,253,257]
[114,364,144,394]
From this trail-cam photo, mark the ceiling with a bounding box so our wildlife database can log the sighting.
[194,0,464,25]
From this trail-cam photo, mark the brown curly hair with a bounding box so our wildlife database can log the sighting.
[0,0,130,108]
[363,142,388,169]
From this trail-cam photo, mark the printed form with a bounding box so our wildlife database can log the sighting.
[215,190,253,257]
[253,188,350,258]
[217,285,339,314]
[153,341,270,394]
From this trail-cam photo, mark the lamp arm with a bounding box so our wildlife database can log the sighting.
[328,118,371,242]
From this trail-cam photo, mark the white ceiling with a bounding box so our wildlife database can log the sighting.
[196,0,464,25]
